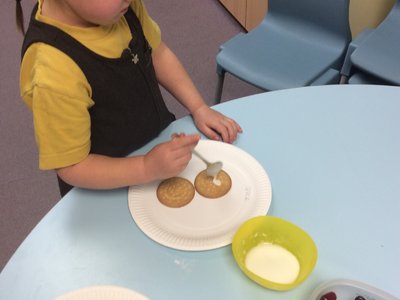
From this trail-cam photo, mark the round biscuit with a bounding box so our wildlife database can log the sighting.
[194,169,232,198]
[157,177,195,208]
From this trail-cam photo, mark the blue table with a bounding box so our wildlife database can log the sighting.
[1,85,399,299]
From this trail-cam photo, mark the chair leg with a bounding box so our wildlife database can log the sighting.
[215,70,225,104]
[339,29,374,81]
[339,75,348,84]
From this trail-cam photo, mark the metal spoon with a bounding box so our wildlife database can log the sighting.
[192,149,223,177]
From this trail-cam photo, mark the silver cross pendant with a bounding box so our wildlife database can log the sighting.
[132,54,139,64]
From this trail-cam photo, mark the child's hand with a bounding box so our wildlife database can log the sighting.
[144,133,200,181]
[192,105,242,143]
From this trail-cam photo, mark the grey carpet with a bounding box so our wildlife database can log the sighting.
[0,0,263,271]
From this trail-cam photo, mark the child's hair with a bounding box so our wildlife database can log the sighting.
[16,0,25,35]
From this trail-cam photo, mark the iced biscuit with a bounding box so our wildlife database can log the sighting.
[194,170,232,198]
[157,177,195,208]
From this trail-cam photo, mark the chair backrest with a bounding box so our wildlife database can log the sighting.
[373,0,400,35]
[350,0,400,84]
[266,0,351,42]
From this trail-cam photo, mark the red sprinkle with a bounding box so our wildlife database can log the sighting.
[320,292,337,300]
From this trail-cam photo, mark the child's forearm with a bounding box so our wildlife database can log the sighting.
[151,42,242,144]
[152,41,207,114]
[56,154,151,190]
[56,135,200,190]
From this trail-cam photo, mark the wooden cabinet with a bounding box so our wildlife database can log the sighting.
[246,0,269,30]
[219,0,268,31]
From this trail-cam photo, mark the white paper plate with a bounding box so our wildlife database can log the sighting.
[128,140,272,251]
[55,286,149,300]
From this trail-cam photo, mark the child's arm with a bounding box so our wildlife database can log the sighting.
[56,134,200,190]
[152,41,242,143]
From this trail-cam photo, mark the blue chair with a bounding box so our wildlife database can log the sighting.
[340,0,400,85]
[215,0,351,103]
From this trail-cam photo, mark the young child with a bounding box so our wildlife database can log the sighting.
[16,0,242,196]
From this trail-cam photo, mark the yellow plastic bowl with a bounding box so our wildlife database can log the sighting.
[232,216,318,291]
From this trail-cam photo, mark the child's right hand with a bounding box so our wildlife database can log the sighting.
[143,133,201,181]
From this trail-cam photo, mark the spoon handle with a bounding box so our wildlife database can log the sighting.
[192,150,210,166]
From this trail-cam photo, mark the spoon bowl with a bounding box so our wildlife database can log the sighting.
[192,150,223,177]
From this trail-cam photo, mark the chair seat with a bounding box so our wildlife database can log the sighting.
[217,21,347,91]
[349,72,392,85]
